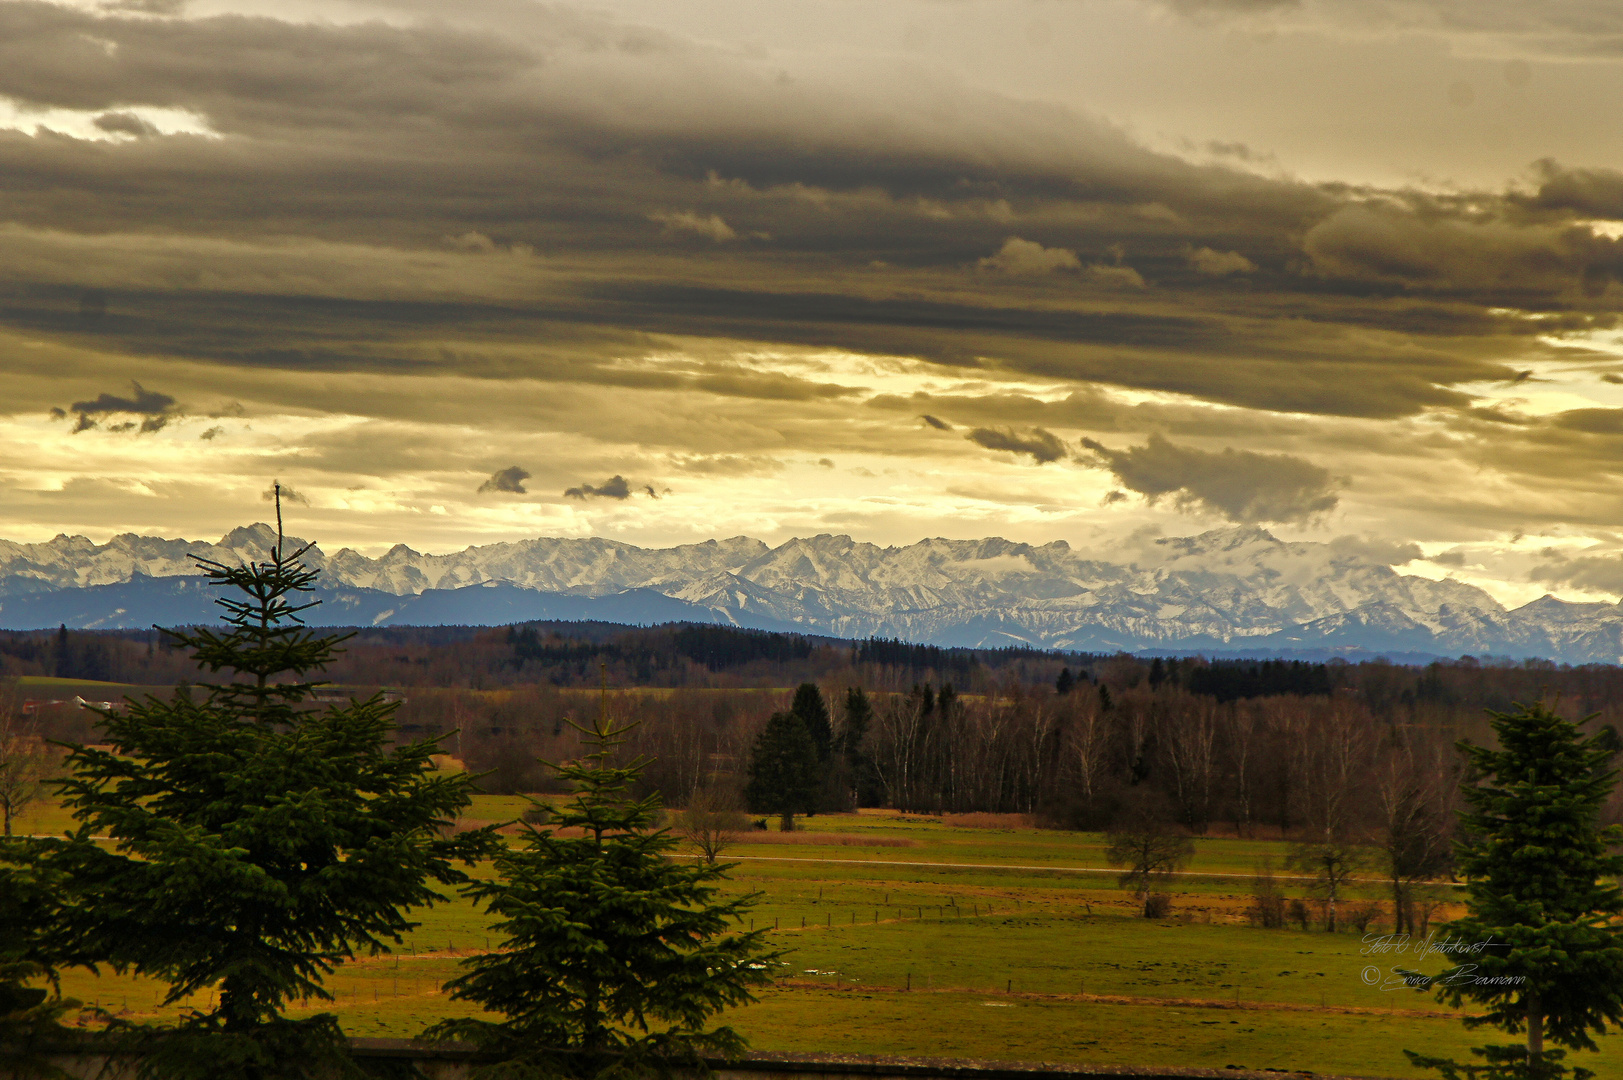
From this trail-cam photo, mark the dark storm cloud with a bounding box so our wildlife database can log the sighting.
[93,112,161,137]
[70,380,175,416]
[60,379,179,433]
[1523,161,1623,220]
[564,475,633,500]
[1302,202,1623,295]
[965,427,1068,464]
[1078,433,1340,524]
[478,465,529,494]
[0,0,1615,433]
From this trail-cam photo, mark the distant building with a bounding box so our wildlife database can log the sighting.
[310,687,408,705]
[22,697,126,715]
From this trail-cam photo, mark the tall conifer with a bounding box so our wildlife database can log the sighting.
[1408,700,1623,1080]
[44,493,497,1078]
[743,711,820,831]
[789,684,832,763]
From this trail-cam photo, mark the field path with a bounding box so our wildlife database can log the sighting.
[773,980,1465,1020]
[717,854,1462,887]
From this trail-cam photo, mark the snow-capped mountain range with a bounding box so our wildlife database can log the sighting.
[2,524,1621,664]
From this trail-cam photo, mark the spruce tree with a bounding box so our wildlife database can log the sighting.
[426,701,778,1079]
[788,683,832,763]
[838,687,872,767]
[838,688,884,808]
[743,711,820,831]
[43,499,498,1079]
[1407,701,1623,1080]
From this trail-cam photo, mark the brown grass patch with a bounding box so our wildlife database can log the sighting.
[737,832,916,847]
[942,812,1034,830]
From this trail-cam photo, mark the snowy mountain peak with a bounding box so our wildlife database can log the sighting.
[1,523,1617,662]
[1155,526,1280,559]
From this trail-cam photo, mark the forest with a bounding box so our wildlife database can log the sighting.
[7,621,1622,860]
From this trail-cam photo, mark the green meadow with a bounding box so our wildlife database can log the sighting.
[35,801,1622,1079]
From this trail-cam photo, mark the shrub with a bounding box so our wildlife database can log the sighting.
[1246,862,1287,929]
[1345,900,1384,934]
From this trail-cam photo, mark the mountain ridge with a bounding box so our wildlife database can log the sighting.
[1,525,1620,663]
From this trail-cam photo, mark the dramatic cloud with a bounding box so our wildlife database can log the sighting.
[1079,434,1340,524]
[565,475,633,500]
[0,0,1621,603]
[966,427,1069,464]
[478,466,530,495]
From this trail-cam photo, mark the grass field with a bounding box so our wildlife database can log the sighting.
[30,801,1623,1078]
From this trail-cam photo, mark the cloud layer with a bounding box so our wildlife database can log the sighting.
[2,0,1623,606]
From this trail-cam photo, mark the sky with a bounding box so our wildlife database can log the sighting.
[7,0,1623,607]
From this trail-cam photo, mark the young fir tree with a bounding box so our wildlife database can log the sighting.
[743,711,820,831]
[44,496,499,1079]
[1407,701,1623,1080]
[426,698,778,1079]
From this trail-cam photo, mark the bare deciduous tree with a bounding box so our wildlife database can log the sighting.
[1105,797,1196,917]
[671,785,751,864]
[1161,691,1218,832]
[1224,701,1261,837]
[1286,701,1376,931]
[1285,840,1370,932]
[0,701,51,837]
[870,689,930,812]
[1064,691,1112,809]
[1376,728,1457,935]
